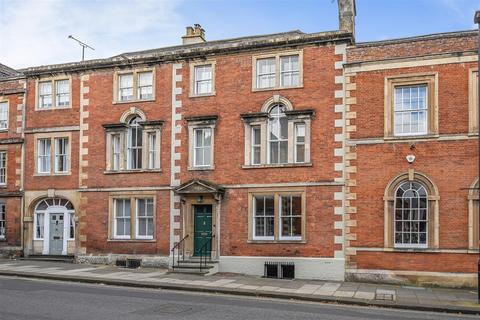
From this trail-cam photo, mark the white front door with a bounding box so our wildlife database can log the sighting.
[49,213,64,255]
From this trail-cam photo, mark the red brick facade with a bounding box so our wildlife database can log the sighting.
[344,31,479,287]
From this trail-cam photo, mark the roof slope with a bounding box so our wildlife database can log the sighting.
[0,63,21,78]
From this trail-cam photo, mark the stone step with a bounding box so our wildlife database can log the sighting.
[21,255,75,263]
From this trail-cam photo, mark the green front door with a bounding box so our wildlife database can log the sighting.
[193,204,212,256]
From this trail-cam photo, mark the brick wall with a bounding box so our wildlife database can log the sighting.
[345,33,478,277]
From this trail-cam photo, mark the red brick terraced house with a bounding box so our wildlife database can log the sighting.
[12,0,356,280]
[2,0,480,287]
[0,64,25,258]
[343,30,479,287]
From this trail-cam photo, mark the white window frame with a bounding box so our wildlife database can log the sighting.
[393,85,428,137]
[147,132,157,169]
[55,79,70,108]
[137,72,153,100]
[54,137,69,173]
[279,195,303,241]
[252,51,303,91]
[36,78,71,110]
[393,182,429,249]
[267,105,288,164]
[113,198,131,239]
[0,203,5,239]
[112,134,121,171]
[251,126,261,165]
[194,64,213,95]
[38,81,53,109]
[294,122,306,163]
[0,151,6,186]
[256,57,276,89]
[280,55,300,87]
[127,117,143,170]
[34,211,45,240]
[135,198,154,239]
[0,101,8,130]
[118,73,134,102]
[252,195,275,241]
[193,128,212,168]
[37,138,51,174]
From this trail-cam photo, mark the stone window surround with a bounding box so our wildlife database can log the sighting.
[0,99,9,131]
[468,178,479,250]
[383,170,439,250]
[107,191,157,241]
[103,117,163,173]
[384,72,438,140]
[112,67,156,104]
[241,95,313,168]
[251,50,304,91]
[35,75,72,110]
[189,60,216,97]
[468,68,478,135]
[247,187,306,243]
[33,132,72,176]
[186,115,217,171]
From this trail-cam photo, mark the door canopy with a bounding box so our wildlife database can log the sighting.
[174,179,225,199]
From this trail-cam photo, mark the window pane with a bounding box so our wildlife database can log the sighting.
[0,102,8,129]
[280,55,299,87]
[38,139,51,173]
[394,85,428,135]
[56,80,70,107]
[138,72,153,100]
[257,58,275,88]
[394,181,428,247]
[119,74,133,101]
[39,82,52,108]
[0,151,6,185]
[0,203,5,238]
[195,65,212,95]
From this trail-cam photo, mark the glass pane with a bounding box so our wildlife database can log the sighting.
[195,129,203,147]
[139,219,146,236]
[265,196,274,216]
[279,141,288,163]
[138,72,152,86]
[117,219,125,236]
[146,199,154,216]
[203,129,211,146]
[270,142,279,163]
[204,146,211,165]
[291,217,302,236]
[296,145,305,163]
[254,196,264,216]
[147,218,154,236]
[137,199,146,217]
[253,146,261,164]
[266,217,274,237]
[253,127,261,145]
[291,196,302,215]
[255,217,265,236]
[281,217,291,236]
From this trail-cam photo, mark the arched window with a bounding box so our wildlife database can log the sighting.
[240,96,313,167]
[268,104,288,164]
[104,108,162,172]
[394,181,428,248]
[384,171,439,249]
[127,116,143,170]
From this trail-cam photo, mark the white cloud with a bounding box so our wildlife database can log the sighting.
[0,0,185,69]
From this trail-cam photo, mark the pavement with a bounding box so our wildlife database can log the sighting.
[0,259,479,316]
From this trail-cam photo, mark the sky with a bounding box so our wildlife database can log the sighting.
[0,0,478,69]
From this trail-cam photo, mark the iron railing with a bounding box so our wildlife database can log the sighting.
[171,234,189,270]
[199,235,214,272]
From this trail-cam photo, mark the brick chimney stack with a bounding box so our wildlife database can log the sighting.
[182,24,206,45]
[337,0,356,35]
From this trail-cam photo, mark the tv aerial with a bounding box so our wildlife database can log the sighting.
[68,35,95,61]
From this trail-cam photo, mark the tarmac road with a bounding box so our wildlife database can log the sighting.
[0,276,476,320]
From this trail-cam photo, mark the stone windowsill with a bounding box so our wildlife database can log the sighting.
[242,162,312,169]
[188,166,215,171]
[189,92,216,99]
[104,169,162,174]
[112,98,155,105]
[107,239,156,243]
[383,134,439,141]
[247,240,306,244]
[252,84,304,93]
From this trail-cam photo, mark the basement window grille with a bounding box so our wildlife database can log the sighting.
[264,261,295,279]
[126,258,142,269]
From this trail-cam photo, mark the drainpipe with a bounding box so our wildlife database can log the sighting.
[20,77,27,256]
